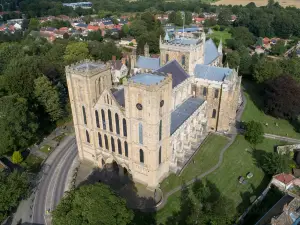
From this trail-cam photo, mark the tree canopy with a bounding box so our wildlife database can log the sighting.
[244,120,264,146]
[52,183,134,225]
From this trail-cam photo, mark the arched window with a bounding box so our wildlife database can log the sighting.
[82,106,87,125]
[214,89,219,98]
[139,149,144,163]
[123,118,127,137]
[159,120,162,141]
[108,110,113,132]
[124,141,128,157]
[139,123,143,144]
[115,113,120,135]
[95,110,100,128]
[111,137,115,152]
[159,147,162,165]
[118,139,122,155]
[212,109,217,118]
[166,53,169,62]
[107,95,109,104]
[181,55,185,66]
[86,130,90,143]
[203,87,207,96]
[98,132,102,147]
[104,134,109,150]
[101,109,106,130]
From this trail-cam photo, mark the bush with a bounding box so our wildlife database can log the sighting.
[12,151,23,164]
[245,121,264,146]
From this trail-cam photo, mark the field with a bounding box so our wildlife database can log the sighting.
[156,135,284,224]
[213,0,300,8]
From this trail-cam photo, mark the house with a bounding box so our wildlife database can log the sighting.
[110,57,128,83]
[74,23,88,30]
[271,173,299,191]
[87,25,100,32]
[194,17,205,24]
[119,37,137,46]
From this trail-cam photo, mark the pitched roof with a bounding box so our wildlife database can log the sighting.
[129,73,165,86]
[274,173,295,185]
[156,60,189,88]
[136,56,160,70]
[204,38,220,65]
[194,64,232,82]
[112,88,125,107]
[111,60,123,70]
[170,97,205,135]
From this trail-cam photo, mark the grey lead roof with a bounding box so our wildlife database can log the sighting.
[136,56,160,70]
[156,60,189,88]
[129,73,165,85]
[194,64,232,82]
[75,62,106,72]
[204,39,220,65]
[112,88,125,107]
[169,38,200,45]
[170,97,205,135]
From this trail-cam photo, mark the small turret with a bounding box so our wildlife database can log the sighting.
[164,32,170,42]
[144,43,149,57]
[130,48,137,70]
[218,39,223,55]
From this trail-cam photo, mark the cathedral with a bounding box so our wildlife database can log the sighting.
[66,31,241,189]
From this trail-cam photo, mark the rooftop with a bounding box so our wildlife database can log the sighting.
[204,39,220,65]
[74,61,106,72]
[168,38,200,45]
[112,88,125,107]
[136,56,160,70]
[156,60,189,88]
[194,64,232,82]
[129,73,165,86]
[274,173,295,185]
[170,97,205,135]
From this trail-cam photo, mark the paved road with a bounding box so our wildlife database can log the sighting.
[31,136,77,225]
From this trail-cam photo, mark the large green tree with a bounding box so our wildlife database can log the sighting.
[0,171,29,223]
[64,42,89,64]
[0,95,38,155]
[52,183,133,225]
[225,51,240,69]
[230,26,255,47]
[34,75,64,122]
[261,152,293,175]
[244,120,264,146]
[253,58,282,83]
[218,8,232,26]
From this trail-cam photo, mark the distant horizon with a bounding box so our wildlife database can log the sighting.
[213,0,300,8]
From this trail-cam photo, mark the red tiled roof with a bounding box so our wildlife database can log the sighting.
[274,173,295,185]
[59,27,69,31]
[195,18,205,22]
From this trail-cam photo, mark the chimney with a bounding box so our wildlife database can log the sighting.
[121,57,126,65]
[112,55,116,61]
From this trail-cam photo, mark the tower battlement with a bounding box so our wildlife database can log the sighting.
[65,59,110,77]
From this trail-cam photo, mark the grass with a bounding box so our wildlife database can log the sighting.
[160,134,229,193]
[242,80,300,139]
[156,135,285,224]
[39,144,51,154]
[53,133,66,142]
[207,29,232,44]
[21,154,43,173]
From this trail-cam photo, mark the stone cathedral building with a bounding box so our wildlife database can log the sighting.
[66,31,241,190]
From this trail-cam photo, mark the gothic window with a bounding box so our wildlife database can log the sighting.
[111,137,115,152]
[107,95,109,104]
[104,134,109,150]
[123,118,127,137]
[212,109,217,118]
[181,55,186,66]
[82,106,87,125]
[159,120,162,141]
[86,130,90,143]
[95,110,100,128]
[98,132,102,147]
[139,123,143,144]
[101,109,106,130]
[203,87,207,96]
[166,54,169,62]
[159,147,162,165]
[124,141,128,157]
[108,109,113,132]
[214,89,219,98]
[139,149,144,163]
[115,113,120,135]
[118,139,122,155]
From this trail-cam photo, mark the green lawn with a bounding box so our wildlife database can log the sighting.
[242,80,300,139]
[160,134,229,193]
[156,135,284,224]
[21,154,43,173]
[53,133,66,142]
[207,29,232,44]
[39,144,51,154]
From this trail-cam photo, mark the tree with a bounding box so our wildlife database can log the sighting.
[121,24,129,36]
[239,51,252,76]
[63,33,69,39]
[175,11,183,26]
[86,30,103,42]
[12,151,23,164]
[185,12,193,25]
[271,40,286,56]
[168,11,176,23]
[88,41,122,62]
[217,8,231,26]
[264,75,300,120]
[129,20,147,38]
[230,26,255,47]
[253,58,282,83]
[34,75,64,122]
[225,51,240,69]
[244,120,264,146]
[0,95,38,155]
[52,183,133,225]
[28,18,40,31]
[0,171,29,223]
[64,42,89,64]
[261,152,293,175]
